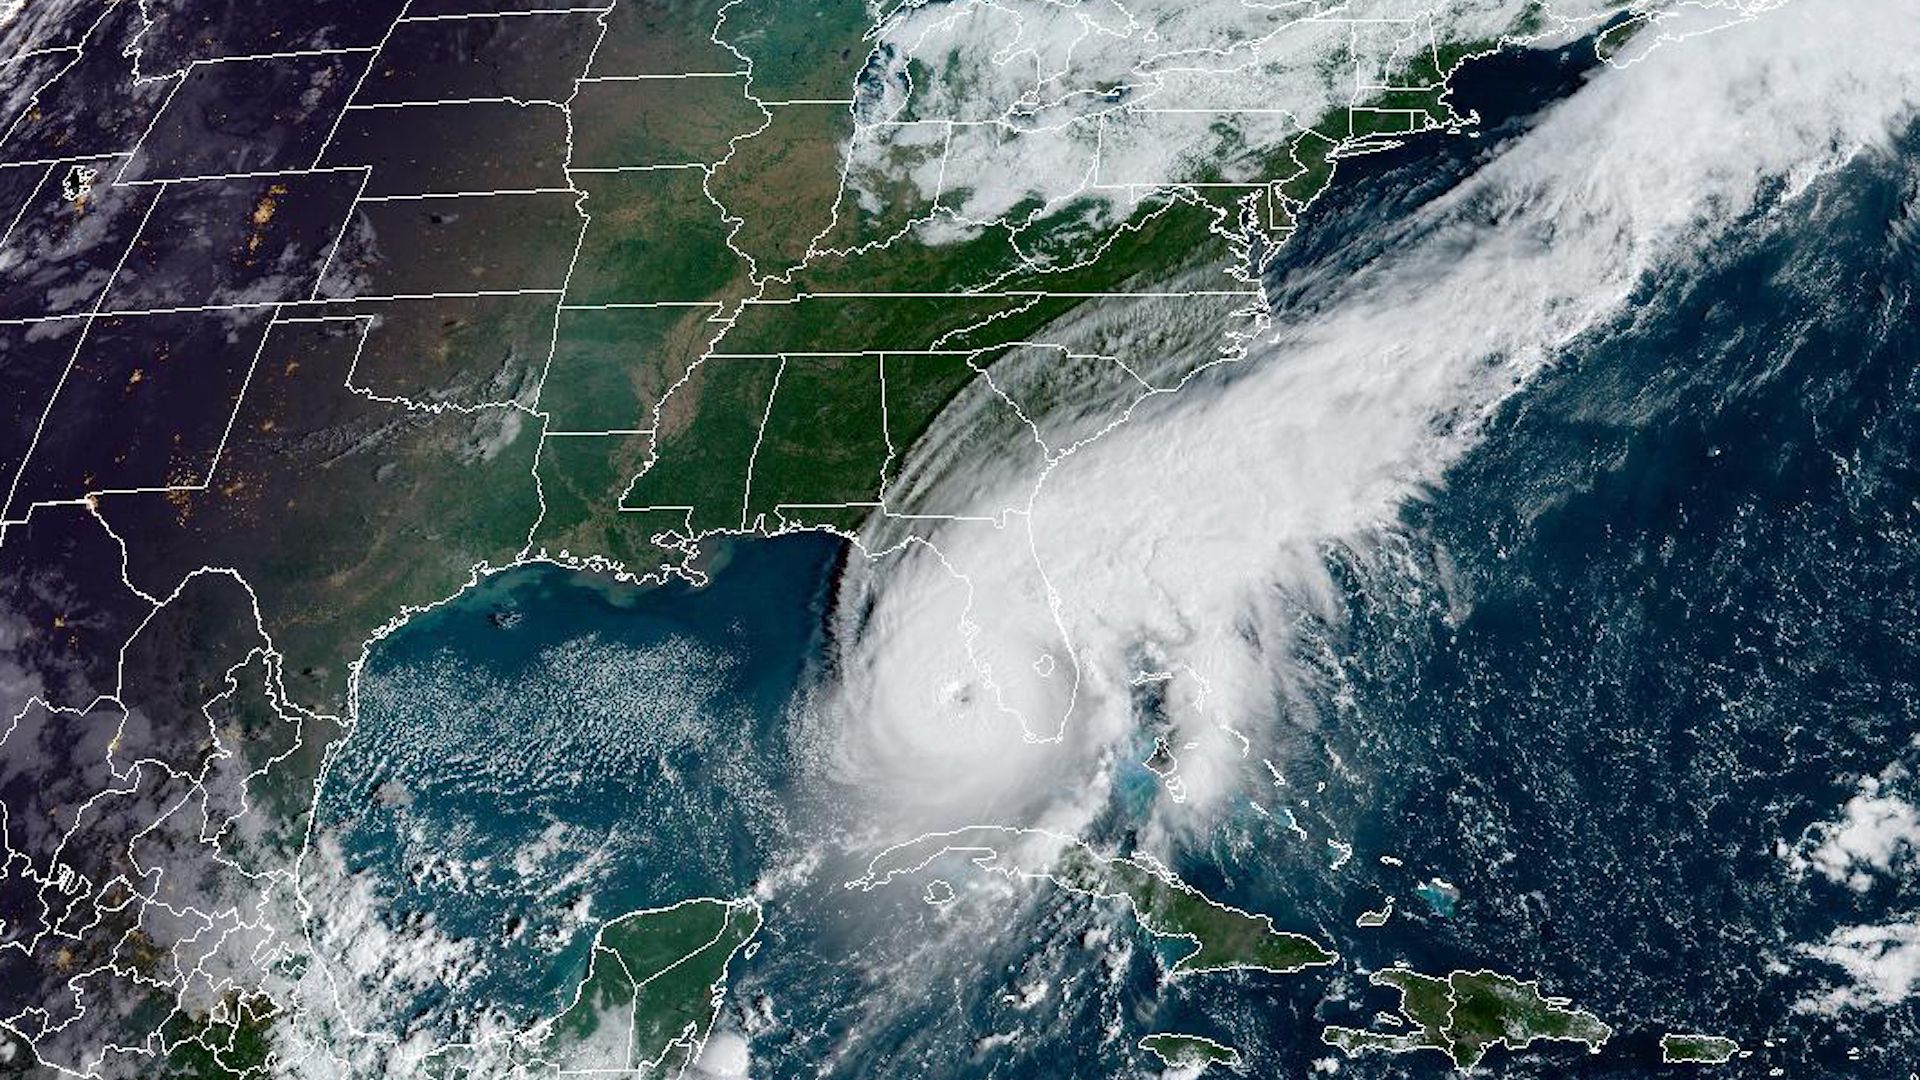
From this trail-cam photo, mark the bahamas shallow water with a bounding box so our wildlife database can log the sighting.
[313,40,1920,1080]
[1246,64,1920,1080]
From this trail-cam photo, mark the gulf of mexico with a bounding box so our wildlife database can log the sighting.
[307,533,843,1027]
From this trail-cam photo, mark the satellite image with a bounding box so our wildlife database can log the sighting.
[0,0,1916,1077]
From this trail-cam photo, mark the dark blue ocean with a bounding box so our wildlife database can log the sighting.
[316,41,1920,1080]
[1193,42,1920,1080]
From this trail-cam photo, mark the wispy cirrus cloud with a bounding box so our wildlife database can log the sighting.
[810,0,1920,847]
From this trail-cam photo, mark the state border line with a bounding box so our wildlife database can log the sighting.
[0,150,133,172]
[114,163,370,189]
[566,163,707,175]
[112,65,190,183]
[0,160,53,250]
[307,167,375,301]
[735,289,1264,300]
[0,284,1258,330]
[0,183,169,522]
[515,0,608,431]
[555,300,721,311]
[0,46,81,68]
[337,95,569,111]
[0,308,276,527]
[0,5,119,151]
[394,5,614,23]
[574,71,747,82]
[354,186,581,202]
[0,289,575,329]
[184,44,383,67]
[115,46,394,183]
[186,303,282,501]
[307,0,417,169]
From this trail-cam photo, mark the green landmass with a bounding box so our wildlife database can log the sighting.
[708,102,852,273]
[1447,970,1611,1066]
[589,0,737,77]
[571,169,748,305]
[853,829,1334,982]
[1056,848,1335,976]
[1661,1033,1739,1065]
[1595,13,1653,61]
[157,995,280,1079]
[723,0,872,101]
[1323,967,1612,1070]
[85,0,1544,730]
[22,10,1603,1073]
[741,353,889,520]
[1139,1033,1241,1071]
[98,319,543,711]
[532,21,1537,586]
[569,74,765,169]
[533,898,762,1073]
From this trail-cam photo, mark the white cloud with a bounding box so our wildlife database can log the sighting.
[1797,919,1920,1014]
[812,0,1920,847]
[844,0,1774,246]
[1786,766,1920,892]
[691,1029,755,1079]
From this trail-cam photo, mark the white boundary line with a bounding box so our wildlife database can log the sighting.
[395,5,614,23]
[1,184,168,522]
[307,0,418,169]
[0,160,53,250]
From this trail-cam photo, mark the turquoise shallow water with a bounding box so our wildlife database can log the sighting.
[311,534,842,1027]
[302,48,1920,1077]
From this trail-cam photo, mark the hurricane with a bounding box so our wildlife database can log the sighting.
[802,0,1920,851]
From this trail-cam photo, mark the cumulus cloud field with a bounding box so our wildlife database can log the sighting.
[815,0,1920,853]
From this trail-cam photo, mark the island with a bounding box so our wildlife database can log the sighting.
[1661,1033,1739,1064]
[1322,966,1612,1070]
[1356,897,1394,928]
[851,827,1336,978]
[1139,1033,1242,1071]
